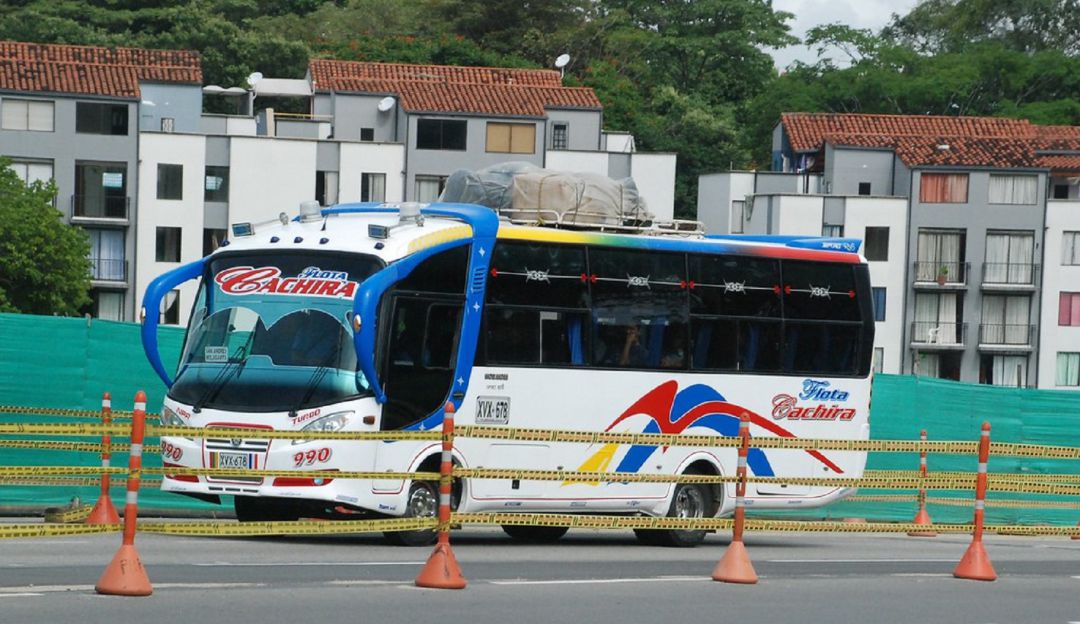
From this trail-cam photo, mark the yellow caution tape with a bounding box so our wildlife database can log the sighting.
[0,405,133,419]
[144,467,441,481]
[0,439,152,454]
[136,517,437,537]
[847,495,920,503]
[866,470,1080,484]
[0,478,162,488]
[0,524,120,539]
[0,466,126,477]
[43,505,92,523]
[925,497,1080,509]
[0,423,129,437]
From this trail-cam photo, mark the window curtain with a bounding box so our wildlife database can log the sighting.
[914,293,938,341]
[937,293,958,344]
[984,234,1010,283]
[88,229,125,280]
[917,231,962,281]
[97,292,123,321]
[1056,352,1080,386]
[1059,293,1080,326]
[1064,233,1080,265]
[920,353,941,378]
[1008,234,1034,284]
[920,173,969,203]
[1004,297,1030,344]
[992,355,1026,387]
[415,177,441,202]
[988,175,1037,204]
[981,296,1005,343]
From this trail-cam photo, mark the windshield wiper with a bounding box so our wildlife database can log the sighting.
[193,330,256,413]
[288,334,343,417]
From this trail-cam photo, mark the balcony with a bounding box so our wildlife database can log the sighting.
[912,261,969,290]
[910,321,967,350]
[981,262,1038,291]
[978,323,1035,351]
[88,257,127,284]
[71,195,129,222]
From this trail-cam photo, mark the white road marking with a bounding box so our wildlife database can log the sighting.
[0,582,264,594]
[0,593,43,597]
[891,573,951,577]
[326,580,408,586]
[152,583,264,589]
[0,585,92,593]
[490,576,707,586]
[768,558,957,563]
[192,561,425,567]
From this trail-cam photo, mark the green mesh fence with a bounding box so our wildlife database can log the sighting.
[0,312,1077,525]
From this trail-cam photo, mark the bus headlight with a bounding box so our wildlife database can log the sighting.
[293,411,352,445]
[160,406,194,442]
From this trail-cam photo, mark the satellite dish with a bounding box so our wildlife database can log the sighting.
[246,71,263,87]
[377,96,396,112]
[554,54,571,69]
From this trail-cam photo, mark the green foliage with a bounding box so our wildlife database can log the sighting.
[0,159,91,316]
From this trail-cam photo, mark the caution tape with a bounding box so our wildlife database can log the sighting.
[0,405,133,419]
[846,494,1080,509]
[866,470,1080,484]
[136,517,437,537]
[43,505,92,523]
[0,523,120,539]
[144,467,441,481]
[0,466,126,478]
[0,423,129,437]
[846,495,920,503]
[0,478,163,488]
[0,439,152,454]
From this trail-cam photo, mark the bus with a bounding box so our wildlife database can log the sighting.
[141,201,875,547]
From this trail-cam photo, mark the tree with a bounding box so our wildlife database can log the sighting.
[0,159,92,316]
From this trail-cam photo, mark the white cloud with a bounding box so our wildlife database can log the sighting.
[769,0,921,68]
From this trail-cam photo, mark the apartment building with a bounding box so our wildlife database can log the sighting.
[698,113,1080,390]
[1,41,677,328]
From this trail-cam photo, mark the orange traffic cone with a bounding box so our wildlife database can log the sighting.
[415,541,467,589]
[95,544,152,596]
[908,504,936,537]
[711,539,758,584]
[1071,520,1079,540]
[87,392,120,525]
[85,495,120,525]
[953,539,996,582]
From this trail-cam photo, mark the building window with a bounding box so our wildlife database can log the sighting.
[414,175,447,202]
[858,182,871,196]
[919,172,968,203]
[315,171,339,206]
[916,229,965,282]
[92,290,124,321]
[156,227,182,263]
[160,117,175,133]
[872,287,886,322]
[361,173,386,202]
[551,122,568,150]
[486,122,536,154]
[74,162,127,219]
[203,228,226,256]
[864,227,888,261]
[157,164,183,200]
[913,292,962,344]
[1053,184,1070,199]
[75,102,128,135]
[873,347,884,374]
[160,290,180,325]
[86,228,125,281]
[984,231,1034,284]
[981,354,1027,387]
[988,174,1038,204]
[1063,232,1080,265]
[416,118,466,150]
[1056,352,1080,386]
[822,224,843,237]
[1060,292,1080,326]
[1,98,54,132]
[7,160,53,186]
[980,295,1030,345]
[360,127,374,141]
[204,166,229,202]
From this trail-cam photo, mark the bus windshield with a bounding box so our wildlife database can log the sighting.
[169,251,384,413]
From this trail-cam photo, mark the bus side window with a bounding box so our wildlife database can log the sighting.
[780,260,862,375]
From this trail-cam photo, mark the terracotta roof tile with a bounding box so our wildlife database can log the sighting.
[309,59,599,117]
[0,40,201,99]
[1039,154,1080,173]
[783,112,1080,173]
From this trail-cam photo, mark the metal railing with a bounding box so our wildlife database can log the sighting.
[88,258,127,282]
[913,261,969,286]
[910,321,967,346]
[978,323,1035,347]
[981,262,1038,287]
[71,195,129,220]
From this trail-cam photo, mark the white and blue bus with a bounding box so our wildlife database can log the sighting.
[142,201,875,546]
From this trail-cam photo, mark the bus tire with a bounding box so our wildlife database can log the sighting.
[501,524,570,543]
[636,481,713,548]
[233,496,302,522]
[383,480,439,546]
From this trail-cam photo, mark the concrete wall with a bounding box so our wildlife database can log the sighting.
[228,136,318,225]
[1037,199,1080,389]
[324,93,399,142]
[825,146,895,196]
[903,168,1047,384]
[338,141,406,203]
[546,109,601,151]
[135,132,206,326]
[138,83,202,134]
[629,153,676,221]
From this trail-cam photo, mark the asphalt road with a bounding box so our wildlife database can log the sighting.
[0,524,1077,624]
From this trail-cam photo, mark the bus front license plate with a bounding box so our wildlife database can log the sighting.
[476,396,510,425]
[214,452,252,470]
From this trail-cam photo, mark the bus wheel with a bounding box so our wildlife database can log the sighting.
[636,481,713,548]
[501,524,569,543]
[383,480,439,546]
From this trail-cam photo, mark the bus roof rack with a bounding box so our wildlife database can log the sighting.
[705,234,862,254]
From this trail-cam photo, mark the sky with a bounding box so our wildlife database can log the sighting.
[770,0,922,68]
